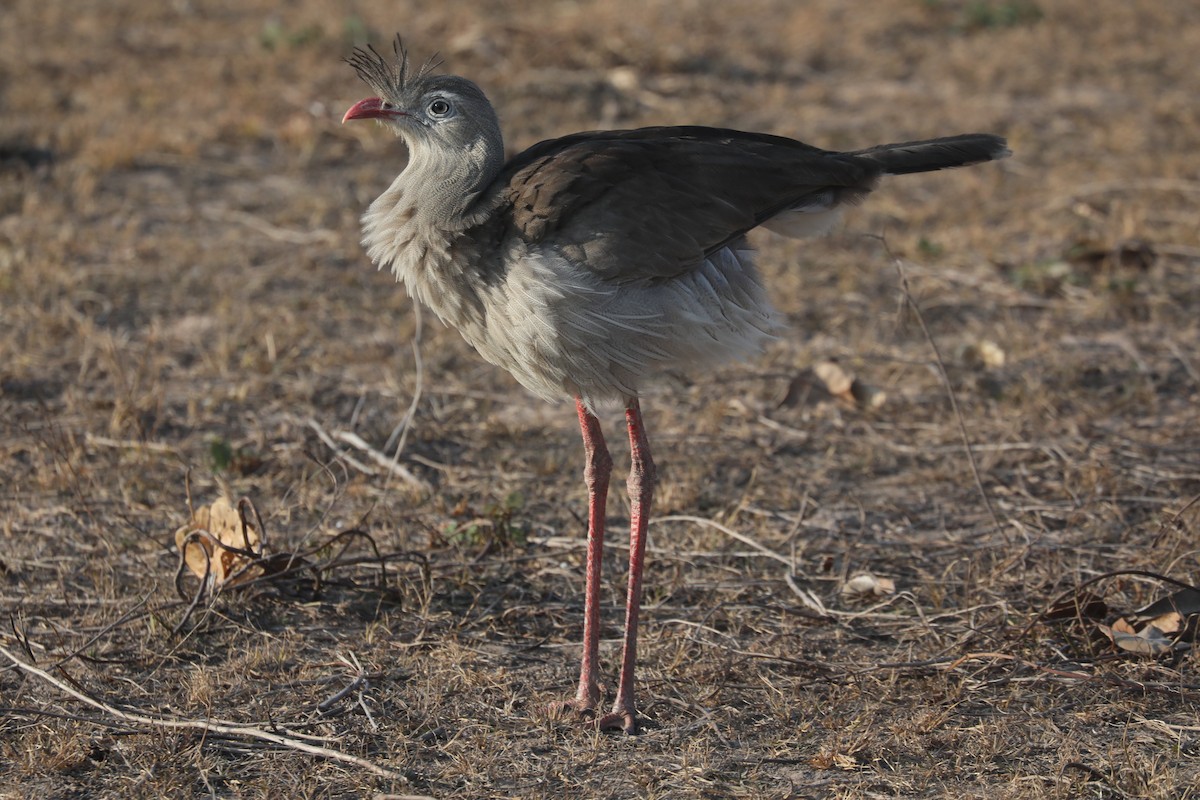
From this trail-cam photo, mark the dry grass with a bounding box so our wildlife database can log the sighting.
[4,0,1200,797]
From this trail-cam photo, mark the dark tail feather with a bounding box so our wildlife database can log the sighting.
[850,134,1010,175]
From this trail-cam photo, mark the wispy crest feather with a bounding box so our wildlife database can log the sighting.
[346,35,443,99]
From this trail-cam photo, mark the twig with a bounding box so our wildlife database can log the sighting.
[879,649,1200,700]
[0,705,141,731]
[384,303,426,466]
[0,645,402,780]
[340,652,380,732]
[784,572,830,617]
[201,206,339,245]
[333,430,431,491]
[84,433,179,454]
[312,527,390,592]
[1131,716,1200,734]
[306,418,389,477]
[306,418,430,491]
[44,591,154,671]
[173,534,214,634]
[318,674,368,713]
[784,575,923,621]
[884,245,1007,543]
[654,514,791,566]
[655,515,917,620]
[1166,492,1200,526]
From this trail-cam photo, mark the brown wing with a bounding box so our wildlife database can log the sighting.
[490,127,880,284]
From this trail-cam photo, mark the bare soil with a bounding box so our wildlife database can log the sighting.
[3,0,1200,797]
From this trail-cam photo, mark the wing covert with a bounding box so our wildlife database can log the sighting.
[490,127,879,283]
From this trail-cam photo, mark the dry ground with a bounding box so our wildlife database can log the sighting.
[4,0,1200,797]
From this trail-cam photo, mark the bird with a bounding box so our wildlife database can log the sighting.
[342,37,1009,734]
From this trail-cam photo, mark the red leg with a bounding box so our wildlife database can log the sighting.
[598,398,656,734]
[553,397,612,717]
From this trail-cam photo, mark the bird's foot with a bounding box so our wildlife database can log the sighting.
[596,705,639,735]
[549,695,640,734]
[547,696,598,724]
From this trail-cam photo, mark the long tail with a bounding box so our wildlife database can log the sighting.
[850,134,1010,175]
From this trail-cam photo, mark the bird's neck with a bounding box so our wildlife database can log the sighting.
[361,138,504,329]
[362,135,502,266]
[388,135,500,222]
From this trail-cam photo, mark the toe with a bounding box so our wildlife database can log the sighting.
[597,710,638,734]
[548,698,596,722]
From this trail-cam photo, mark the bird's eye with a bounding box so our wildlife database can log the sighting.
[427,98,452,117]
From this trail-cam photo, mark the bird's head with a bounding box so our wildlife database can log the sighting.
[342,37,501,159]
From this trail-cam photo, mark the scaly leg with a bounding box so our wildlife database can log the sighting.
[553,397,612,717]
[598,398,656,734]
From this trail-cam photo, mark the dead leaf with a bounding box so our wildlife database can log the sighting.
[841,573,896,598]
[1126,586,1200,646]
[811,751,860,771]
[1144,610,1186,637]
[813,361,853,397]
[174,496,262,588]
[959,339,1006,369]
[1098,618,1175,656]
[779,361,886,410]
[849,379,887,409]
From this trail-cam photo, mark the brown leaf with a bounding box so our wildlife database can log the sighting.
[813,361,853,397]
[959,339,1006,369]
[1129,624,1174,655]
[849,378,887,410]
[811,750,860,771]
[1098,618,1175,656]
[841,573,896,598]
[1144,611,1185,637]
[779,361,885,410]
[174,497,262,588]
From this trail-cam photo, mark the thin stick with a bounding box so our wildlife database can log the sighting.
[333,429,431,491]
[0,645,402,780]
[318,675,368,713]
[654,514,791,566]
[44,591,154,671]
[885,247,1006,543]
[306,418,386,477]
[384,303,426,464]
[84,433,179,454]
[202,207,339,245]
[306,417,430,490]
[173,532,214,632]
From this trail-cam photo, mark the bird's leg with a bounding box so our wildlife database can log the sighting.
[598,398,656,734]
[553,397,612,718]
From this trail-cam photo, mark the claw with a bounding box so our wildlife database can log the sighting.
[548,697,596,723]
[597,709,639,735]
[550,697,640,734]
